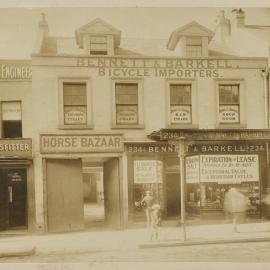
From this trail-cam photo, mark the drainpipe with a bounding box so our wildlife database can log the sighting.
[262,69,269,129]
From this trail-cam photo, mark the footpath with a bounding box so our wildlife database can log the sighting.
[0,221,270,258]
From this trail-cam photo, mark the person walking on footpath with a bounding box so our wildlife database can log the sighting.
[141,190,154,228]
[150,203,162,241]
[224,187,248,232]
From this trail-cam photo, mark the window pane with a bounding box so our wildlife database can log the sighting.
[170,84,191,105]
[170,105,192,124]
[186,37,202,45]
[2,121,22,138]
[115,83,138,104]
[2,102,22,121]
[219,105,240,123]
[116,105,138,124]
[64,106,87,125]
[63,83,87,105]
[219,84,239,104]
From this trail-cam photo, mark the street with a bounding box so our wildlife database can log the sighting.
[1,241,270,263]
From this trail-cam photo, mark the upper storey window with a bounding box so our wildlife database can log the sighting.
[90,36,108,55]
[167,21,214,57]
[75,18,121,56]
[186,37,202,57]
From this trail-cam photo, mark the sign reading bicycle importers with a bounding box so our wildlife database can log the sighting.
[40,134,124,153]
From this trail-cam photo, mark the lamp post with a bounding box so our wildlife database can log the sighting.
[178,138,186,241]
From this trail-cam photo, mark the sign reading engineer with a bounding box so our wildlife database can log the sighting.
[40,134,124,153]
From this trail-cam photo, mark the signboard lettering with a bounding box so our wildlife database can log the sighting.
[0,139,32,158]
[0,64,31,80]
[171,105,191,124]
[219,105,239,123]
[185,154,259,184]
[64,106,87,124]
[40,134,124,153]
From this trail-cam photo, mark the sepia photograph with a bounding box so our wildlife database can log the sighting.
[0,1,270,269]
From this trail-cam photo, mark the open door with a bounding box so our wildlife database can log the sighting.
[103,158,122,229]
[46,159,84,233]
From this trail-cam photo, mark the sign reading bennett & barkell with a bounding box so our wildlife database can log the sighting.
[158,129,270,141]
[0,139,32,158]
[40,134,124,153]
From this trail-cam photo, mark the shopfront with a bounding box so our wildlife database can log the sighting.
[40,134,126,232]
[149,129,270,222]
[126,142,183,222]
[0,138,34,231]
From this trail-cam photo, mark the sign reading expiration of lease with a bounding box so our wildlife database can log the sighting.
[40,135,124,153]
[185,154,259,184]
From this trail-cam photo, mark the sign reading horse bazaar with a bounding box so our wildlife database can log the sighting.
[40,134,124,153]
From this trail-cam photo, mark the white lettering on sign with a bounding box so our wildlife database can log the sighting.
[134,160,163,184]
[171,105,191,124]
[40,135,124,153]
[0,64,31,80]
[219,105,239,123]
[199,154,259,183]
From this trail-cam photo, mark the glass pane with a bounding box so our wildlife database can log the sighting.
[170,84,191,105]
[2,101,22,121]
[116,105,138,124]
[115,83,138,104]
[64,106,87,125]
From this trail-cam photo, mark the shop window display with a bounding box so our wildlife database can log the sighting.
[186,182,260,217]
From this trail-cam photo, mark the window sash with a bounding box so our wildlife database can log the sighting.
[219,84,239,104]
[115,83,138,105]
[63,83,87,106]
[170,84,191,105]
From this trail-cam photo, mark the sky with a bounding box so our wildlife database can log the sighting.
[0,5,269,59]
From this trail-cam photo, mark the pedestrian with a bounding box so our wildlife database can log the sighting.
[141,190,154,228]
[150,203,162,241]
[224,187,248,232]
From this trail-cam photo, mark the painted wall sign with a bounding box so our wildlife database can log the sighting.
[40,134,124,153]
[199,154,259,183]
[171,105,191,124]
[159,129,270,141]
[219,105,239,123]
[0,139,32,158]
[116,106,138,124]
[77,57,267,78]
[134,160,163,184]
[64,106,87,124]
[0,64,31,80]
[127,144,177,153]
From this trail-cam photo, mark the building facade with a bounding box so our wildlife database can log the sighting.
[1,8,270,233]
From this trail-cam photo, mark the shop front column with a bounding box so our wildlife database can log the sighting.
[33,154,45,232]
[178,139,186,241]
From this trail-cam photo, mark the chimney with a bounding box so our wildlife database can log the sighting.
[33,13,49,54]
[232,8,245,28]
[216,10,231,42]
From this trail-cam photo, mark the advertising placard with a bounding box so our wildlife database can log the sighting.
[134,160,163,183]
[170,105,191,124]
[185,156,200,183]
[219,105,239,123]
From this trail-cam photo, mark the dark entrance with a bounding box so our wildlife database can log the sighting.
[166,173,180,217]
[0,168,27,229]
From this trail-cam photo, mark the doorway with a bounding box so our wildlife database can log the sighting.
[46,157,123,232]
[0,168,27,230]
[166,173,180,217]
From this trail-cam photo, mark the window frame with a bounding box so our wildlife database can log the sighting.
[111,78,144,129]
[89,35,108,55]
[215,79,246,128]
[186,37,203,57]
[0,100,23,138]
[58,78,93,130]
[166,79,198,128]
